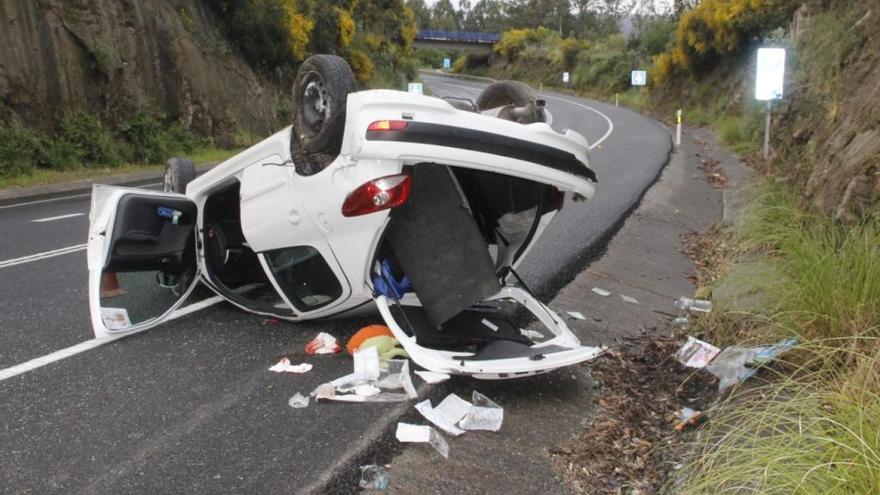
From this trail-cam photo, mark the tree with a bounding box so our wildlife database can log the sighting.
[431,0,459,31]
[466,0,507,32]
[406,0,432,29]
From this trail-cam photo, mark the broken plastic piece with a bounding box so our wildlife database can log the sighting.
[305,332,341,354]
[414,399,466,436]
[620,294,640,305]
[676,337,721,369]
[520,329,545,340]
[673,407,706,431]
[268,358,313,374]
[566,311,586,320]
[591,287,611,297]
[395,423,449,458]
[314,348,418,402]
[414,370,450,384]
[288,393,310,409]
[459,391,504,431]
[675,297,713,314]
[359,464,389,491]
[706,338,799,391]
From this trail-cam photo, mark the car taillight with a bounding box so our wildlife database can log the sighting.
[341,173,412,217]
[367,120,408,131]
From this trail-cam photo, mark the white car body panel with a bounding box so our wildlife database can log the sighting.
[87,89,602,377]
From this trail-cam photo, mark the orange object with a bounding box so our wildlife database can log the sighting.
[100,272,125,298]
[347,325,394,355]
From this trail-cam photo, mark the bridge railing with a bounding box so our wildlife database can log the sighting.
[416,30,501,44]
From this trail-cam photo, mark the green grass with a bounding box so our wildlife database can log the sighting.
[0,146,242,191]
[678,183,880,493]
[679,338,880,494]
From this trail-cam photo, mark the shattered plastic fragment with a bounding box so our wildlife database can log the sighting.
[520,329,545,340]
[434,394,473,425]
[673,407,706,431]
[313,348,418,403]
[620,294,640,305]
[459,391,504,431]
[288,393,310,409]
[676,337,721,369]
[359,464,389,490]
[305,332,342,355]
[674,297,713,314]
[591,287,611,297]
[414,399,466,436]
[355,384,382,397]
[706,338,799,391]
[414,370,450,384]
[566,311,586,320]
[395,423,450,458]
[268,358,313,374]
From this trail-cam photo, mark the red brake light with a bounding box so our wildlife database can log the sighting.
[367,120,408,131]
[341,173,412,217]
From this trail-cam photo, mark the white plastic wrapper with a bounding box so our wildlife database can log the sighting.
[268,358,313,374]
[395,423,449,458]
[313,347,417,403]
[459,391,504,432]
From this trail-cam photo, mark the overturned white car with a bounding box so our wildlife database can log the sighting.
[87,55,603,379]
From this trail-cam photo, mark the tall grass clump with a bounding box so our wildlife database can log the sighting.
[734,186,880,341]
[679,338,880,494]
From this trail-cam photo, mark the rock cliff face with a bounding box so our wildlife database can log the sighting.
[0,0,282,145]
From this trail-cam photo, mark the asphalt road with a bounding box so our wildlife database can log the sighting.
[0,75,670,494]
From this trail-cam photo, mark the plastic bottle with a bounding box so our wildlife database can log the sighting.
[675,297,713,313]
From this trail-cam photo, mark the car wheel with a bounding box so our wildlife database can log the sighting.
[476,80,545,124]
[291,54,357,175]
[164,157,196,194]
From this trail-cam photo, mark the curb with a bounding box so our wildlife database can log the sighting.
[0,163,218,206]
[417,69,497,84]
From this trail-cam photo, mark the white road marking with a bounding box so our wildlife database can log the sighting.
[0,244,87,269]
[0,295,225,382]
[0,181,162,211]
[30,212,85,223]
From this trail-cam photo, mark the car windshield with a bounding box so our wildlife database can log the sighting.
[263,246,343,312]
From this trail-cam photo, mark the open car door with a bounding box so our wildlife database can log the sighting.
[87,185,200,339]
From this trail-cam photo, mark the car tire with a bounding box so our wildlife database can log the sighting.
[291,54,358,175]
[164,157,196,194]
[476,80,545,124]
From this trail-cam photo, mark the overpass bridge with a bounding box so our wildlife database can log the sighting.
[414,29,500,52]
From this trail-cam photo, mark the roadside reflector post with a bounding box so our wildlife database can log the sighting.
[675,109,682,147]
[763,100,772,159]
[615,93,619,107]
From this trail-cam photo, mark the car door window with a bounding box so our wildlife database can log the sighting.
[263,246,343,312]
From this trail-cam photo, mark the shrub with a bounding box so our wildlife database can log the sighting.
[0,126,41,177]
[119,108,205,164]
[55,112,124,167]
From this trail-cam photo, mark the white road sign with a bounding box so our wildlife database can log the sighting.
[755,48,786,100]
[631,70,647,86]
[562,71,570,83]
[407,82,423,95]
[443,58,451,69]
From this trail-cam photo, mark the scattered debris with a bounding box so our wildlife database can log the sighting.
[414,399,466,436]
[698,156,728,189]
[305,332,342,355]
[288,393,310,409]
[566,311,586,320]
[620,294,640,305]
[347,325,394,354]
[459,391,503,432]
[591,287,611,297]
[674,297,713,314]
[263,318,279,326]
[681,227,727,286]
[552,339,700,493]
[673,407,706,431]
[672,316,690,329]
[705,337,799,391]
[395,423,450,458]
[676,336,721,369]
[359,464,390,491]
[520,329,545,340]
[414,370,450,384]
[312,347,417,402]
[268,358,313,374]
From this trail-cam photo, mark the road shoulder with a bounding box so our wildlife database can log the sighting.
[377,126,731,493]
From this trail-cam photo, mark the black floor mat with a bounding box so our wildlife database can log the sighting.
[389,304,532,352]
[385,165,501,327]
